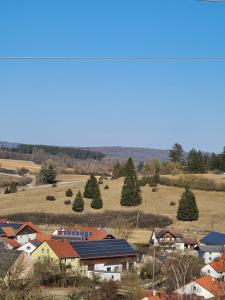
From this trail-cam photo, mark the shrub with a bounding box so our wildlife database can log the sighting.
[52,183,57,188]
[98,177,104,184]
[170,201,176,206]
[66,188,73,197]
[64,200,71,205]
[152,187,158,192]
[104,184,109,190]
[17,167,29,176]
[46,195,56,201]
[4,182,17,194]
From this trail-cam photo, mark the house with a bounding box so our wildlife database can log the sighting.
[198,245,224,264]
[0,237,21,250]
[70,239,137,281]
[201,260,225,281]
[176,275,225,299]
[31,239,79,270]
[17,233,52,256]
[0,221,42,245]
[52,226,115,242]
[200,232,225,246]
[149,228,197,251]
[0,248,33,284]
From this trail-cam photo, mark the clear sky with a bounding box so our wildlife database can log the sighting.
[1,0,225,152]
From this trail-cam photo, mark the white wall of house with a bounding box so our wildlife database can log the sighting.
[150,232,159,246]
[201,251,221,264]
[176,281,214,299]
[201,264,225,280]
[174,242,185,251]
[94,263,122,273]
[16,233,36,245]
[18,242,37,256]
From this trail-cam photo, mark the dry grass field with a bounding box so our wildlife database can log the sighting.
[0,174,225,242]
[0,159,40,173]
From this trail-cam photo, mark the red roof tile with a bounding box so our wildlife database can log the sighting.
[209,260,225,273]
[1,237,20,249]
[196,276,225,297]
[56,227,114,241]
[1,227,16,237]
[46,240,78,258]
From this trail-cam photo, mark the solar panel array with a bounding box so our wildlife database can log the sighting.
[57,230,93,241]
[0,223,22,235]
[52,235,83,242]
[201,232,225,245]
[70,239,136,259]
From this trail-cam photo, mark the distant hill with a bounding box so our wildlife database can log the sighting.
[84,146,170,162]
[0,142,170,162]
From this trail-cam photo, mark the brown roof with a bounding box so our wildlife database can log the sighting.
[1,237,20,249]
[196,276,225,297]
[46,240,78,258]
[34,233,52,243]
[154,228,183,239]
[182,237,198,245]
[14,222,42,235]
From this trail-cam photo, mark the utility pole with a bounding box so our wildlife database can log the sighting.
[152,247,156,288]
[211,216,214,232]
[136,211,140,229]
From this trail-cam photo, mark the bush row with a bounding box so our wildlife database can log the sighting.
[159,175,225,192]
[4,210,172,229]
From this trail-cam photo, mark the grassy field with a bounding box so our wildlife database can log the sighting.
[0,159,40,173]
[0,174,225,242]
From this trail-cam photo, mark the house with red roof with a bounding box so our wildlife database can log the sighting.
[31,239,80,270]
[201,260,225,281]
[0,221,42,245]
[52,226,115,242]
[176,275,225,299]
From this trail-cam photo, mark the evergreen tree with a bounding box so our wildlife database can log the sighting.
[187,149,207,174]
[91,184,103,209]
[169,143,185,164]
[38,161,57,184]
[177,186,199,221]
[66,188,73,197]
[83,174,98,198]
[112,162,122,179]
[137,161,144,173]
[73,191,84,212]
[120,157,142,206]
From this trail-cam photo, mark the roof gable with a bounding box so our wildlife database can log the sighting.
[196,276,225,297]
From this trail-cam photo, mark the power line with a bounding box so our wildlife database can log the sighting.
[0,56,225,61]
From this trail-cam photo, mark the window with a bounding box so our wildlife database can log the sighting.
[209,257,212,261]
[107,267,111,272]
[207,270,210,274]
[26,246,31,250]
[47,249,49,254]
[41,248,44,253]
[192,286,197,291]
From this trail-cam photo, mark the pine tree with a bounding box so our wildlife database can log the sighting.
[38,161,57,184]
[169,143,185,165]
[187,149,207,173]
[120,157,142,206]
[91,184,103,209]
[83,174,98,198]
[73,191,84,212]
[177,186,199,221]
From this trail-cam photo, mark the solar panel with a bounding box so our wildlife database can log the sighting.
[0,223,22,235]
[70,239,136,259]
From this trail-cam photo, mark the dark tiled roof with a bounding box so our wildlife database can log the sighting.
[198,245,223,253]
[200,232,225,246]
[154,228,183,239]
[70,239,136,259]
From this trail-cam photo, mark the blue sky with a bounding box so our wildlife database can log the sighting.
[1,0,225,152]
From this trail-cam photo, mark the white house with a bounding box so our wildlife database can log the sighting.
[149,228,197,252]
[198,245,224,264]
[89,263,122,281]
[17,240,41,257]
[201,260,225,281]
[176,275,225,299]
